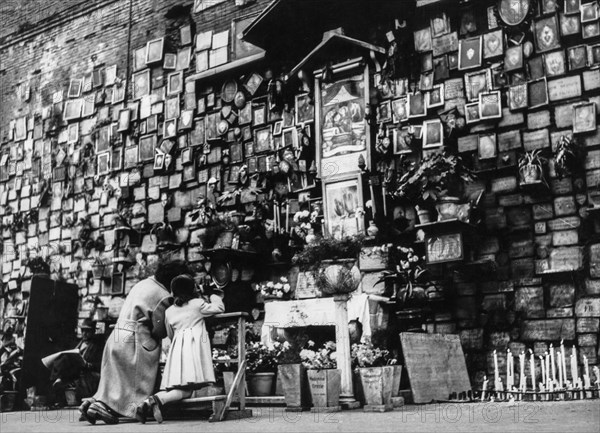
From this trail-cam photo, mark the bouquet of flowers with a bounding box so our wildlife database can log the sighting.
[291,208,322,244]
[254,276,292,299]
[245,342,278,374]
[380,246,428,304]
[300,341,337,370]
[351,342,397,370]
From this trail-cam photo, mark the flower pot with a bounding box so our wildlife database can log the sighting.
[278,364,311,409]
[366,221,379,237]
[318,259,361,296]
[520,164,541,184]
[0,391,18,412]
[391,365,403,397]
[307,369,341,409]
[247,372,276,396]
[358,366,394,408]
[417,209,432,224]
[435,197,461,221]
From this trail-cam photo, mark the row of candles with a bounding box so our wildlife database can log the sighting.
[485,340,600,394]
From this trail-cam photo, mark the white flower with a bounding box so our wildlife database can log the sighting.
[283,283,291,293]
[283,341,291,349]
[307,340,315,347]
[280,277,288,283]
[267,281,274,288]
[274,282,283,290]
[276,291,283,298]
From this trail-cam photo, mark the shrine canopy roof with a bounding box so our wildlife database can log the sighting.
[242,0,414,62]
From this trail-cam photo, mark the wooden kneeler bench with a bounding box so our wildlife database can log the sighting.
[176,312,253,422]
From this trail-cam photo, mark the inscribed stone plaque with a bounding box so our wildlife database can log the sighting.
[498,193,523,207]
[511,258,535,278]
[546,307,573,318]
[507,207,531,226]
[583,69,600,91]
[549,246,583,271]
[552,229,578,246]
[577,318,600,333]
[444,78,464,100]
[498,108,524,127]
[521,319,575,341]
[553,196,576,216]
[590,244,600,278]
[554,104,574,128]
[432,32,458,56]
[534,221,547,234]
[547,75,582,101]
[547,216,580,231]
[491,176,517,193]
[548,283,575,307]
[550,178,572,195]
[457,134,478,153]
[575,298,600,317]
[497,130,522,151]
[523,129,550,151]
[509,240,535,258]
[527,110,551,129]
[583,128,600,147]
[584,279,600,296]
[532,203,553,220]
[515,287,544,318]
[585,150,600,170]
[586,169,600,190]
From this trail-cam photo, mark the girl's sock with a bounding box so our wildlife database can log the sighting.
[154,389,193,405]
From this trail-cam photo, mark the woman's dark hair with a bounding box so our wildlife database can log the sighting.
[171,275,196,306]
[154,260,192,290]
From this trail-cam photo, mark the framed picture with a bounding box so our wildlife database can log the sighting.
[573,102,597,134]
[181,147,193,165]
[117,109,131,132]
[64,98,83,121]
[164,53,177,70]
[146,38,165,65]
[504,45,524,71]
[533,15,561,53]
[183,164,196,182]
[565,0,581,15]
[323,174,364,239]
[414,28,432,52]
[544,49,566,76]
[560,11,581,36]
[378,101,392,122]
[97,152,111,176]
[205,113,219,141]
[165,97,180,120]
[464,70,490,102]
[465,102,480,124]
[425,232,464,264]
[244,141,255,157]
[164,119,177,139]
[295,93,314,124]
[176,47,192,71]
[478,132,497,160]
[458,36,482,70]
[448,52,459,69]
[254,126,272,153]
[431,12,451,37]
[112,84,126,104]
[180,24,193,45]
[483,30,504,59]
[393,127,413,154]
[432,55,449,81]
[111,148,122,171]
[528,77,549,108]
[124,145,138,168]
[238,103,252,125]
[542,0,558,14]
[422,119,444,149]
[139,135,157,161]
[583,21,600,38]
[67,123,79,144]
[147,114,158,133]
[167,72,184,96]
[82,97,95,117]
[426,84,445,108]
[419,72,434,91]
[283,127,298,149]
[242,126,252,142]
[407,92,427,118]
[581,1,599,22]
[68,79,83,98]
[479,91,502,120]
[180,110,194,130]
[421,52,433,72]
[132,70,150,100]
[190,118,205,147]
[153,153,165,170]
[391,97,408,123]
[133,46,147,71]
[95,125,111,153]
[273,120,283,136]
[252,104,267,126]
[229,142,242,163]
[509,84,528,111]
[589,43,600,65]
[568,44,588,70]
[244,73,263,96]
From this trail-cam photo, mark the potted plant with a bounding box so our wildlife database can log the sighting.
[301,341,341,410]
[254,276,293,302]
[553,134,579,180]
[91,257,108,280]
[245,342,278,396]
[274,332,311,411]
[393,152,475,223]
[351,342,399,409]
[519,149,545,184]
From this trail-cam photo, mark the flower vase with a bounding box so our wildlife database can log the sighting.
[366,221,379,237]
[247,372,276,397]
[307,369,341,410]
[278,364,311,410]
[358,366,394,410]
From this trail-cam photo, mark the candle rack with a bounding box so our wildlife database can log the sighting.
[473,386,600,403]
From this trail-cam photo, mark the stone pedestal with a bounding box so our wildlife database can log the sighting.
[333,294,360,409]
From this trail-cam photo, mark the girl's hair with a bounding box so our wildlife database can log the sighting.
[171,274,196,306]
[155,260,191,289]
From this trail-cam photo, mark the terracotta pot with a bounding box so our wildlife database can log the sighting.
[278,364,310,409]
[417,209,432,224]
[247,372,276,396]
[307,369,341,408]
[520,164,541,184]
[436,197,461,221]
[358,366,394,407]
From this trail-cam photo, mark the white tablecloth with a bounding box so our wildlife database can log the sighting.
[260,293,372,345]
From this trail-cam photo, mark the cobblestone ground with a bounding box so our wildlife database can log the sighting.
[1,400,599,432]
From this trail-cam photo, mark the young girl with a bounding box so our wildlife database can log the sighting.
[136,274,224,423]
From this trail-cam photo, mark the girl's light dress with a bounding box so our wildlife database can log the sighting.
[160,295,225,390]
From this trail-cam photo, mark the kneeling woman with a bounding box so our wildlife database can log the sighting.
[136,274,225,423]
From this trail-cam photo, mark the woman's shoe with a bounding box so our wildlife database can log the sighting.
[78,399,96,424]
[135,398,151,424]
[149,395,164,424]
[87,402,119,425]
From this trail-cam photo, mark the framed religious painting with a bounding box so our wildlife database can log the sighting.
[528,55,545,79]
[252,103,267,126]
[112,84,126,104]
[393,127,413,154]
[448,52,459,70]
[573,102,597,134]
[164,53,177,70]
[316,61,370,177]
[479,91,502,120]
[431,12,451,38]
[117,109,131,132]
[391,97,408,123]
[422,119,444,149]
[583,21,600,38]
[419,72,434,91]
[581,1,599,22]
[458,36,483,70]
[111,148,122,171]
[504,45,524,71]
[244,73,263,96]
[508,83,528,110]
[295,93,314,124]
[64,98,83,121]
[176,47,192,71]
[133,46,147,72]
[139,135,157,161]
[496,0,533,27]
[95,125,111,153]
[414,28,433,53]
[433,55,449,81]
[407,92,427,118]
[465,102,480,124]
[427,84,445,109]
[478,132,497,160]
[167,71,184,96]
[421,52,433,72]
[378,101,392,123]
[542,0,558,14]
[464,70,490,102]
[254,126,273,153]
[544,49,566,76]
[180,110,194,130]
[68,79,83,98]
[132,70,150,100]
[565,0,581,15]
[146,38,165,65]
[560,12,581,36]
[322,174,364,239]
[533,15,561,53]
[164,119,177,139]
[568,45,588,70]
[67,123,79,144]
[528,77,549,108]
[589,43,600,65]
[97,151,110,176]
[483,30,504,59]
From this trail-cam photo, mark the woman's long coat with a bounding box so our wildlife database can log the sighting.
[92,277,171,417]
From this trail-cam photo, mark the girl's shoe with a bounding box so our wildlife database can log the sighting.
[149,395,164,424]
[135,399,150,424]
[87,401,119,425]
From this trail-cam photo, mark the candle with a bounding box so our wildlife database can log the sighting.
[546,352,553,392]
[482,375,488,401]
[557,351,563,388]
[584,355,591,389]
[593,366,600,389]
[529,350,535,391]
[550,344,556,382]
[572,346,578,383]
[561,340,567,384]
[285,201,290,233]
[506,349,512,390]
[540,355,545,387]
[520,351,526,391]
[494,350,499,379]
[493,350,503,391]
